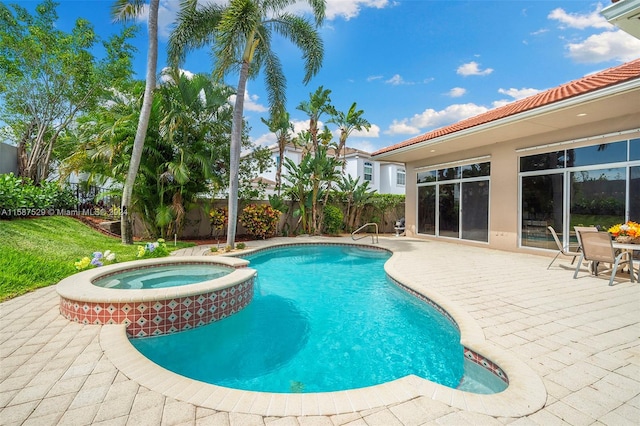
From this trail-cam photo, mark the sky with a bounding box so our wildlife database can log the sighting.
[18,0,640,154]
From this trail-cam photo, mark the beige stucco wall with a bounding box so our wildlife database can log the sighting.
[402,115,640,254]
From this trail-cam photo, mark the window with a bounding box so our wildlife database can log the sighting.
[416,161,490,242]
[519,138,639,250]
[364,162,373,182]
[397,169,406,186]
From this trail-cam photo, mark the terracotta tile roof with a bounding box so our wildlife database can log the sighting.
[373,58,640,156]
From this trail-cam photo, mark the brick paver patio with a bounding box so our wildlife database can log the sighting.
[1,236,638,425]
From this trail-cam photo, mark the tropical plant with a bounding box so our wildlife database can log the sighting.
[0,0,136,184]
[239,204,280,239]
[323,204,343,235]
[261,107,292,194]
[281,145,341,235]
[296,86,336,153]
[209,206,228,241]
[368,193,405,230]
[112,0,160,244]
[337,174,376,231]
[168,0,326,249]
[282,156,312,233]
[328,102,370,169]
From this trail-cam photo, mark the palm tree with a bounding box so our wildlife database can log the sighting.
[260,107,292,195]
[296,86,335,153]
[169,0,325,248]
[112,0,160,244]
[329,102,370,170]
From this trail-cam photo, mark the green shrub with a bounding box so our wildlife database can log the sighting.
[0,173,24,210]
[0,173,78,218]
[236,242,246,249]
[239,204,280,239]
[323,204,343,235]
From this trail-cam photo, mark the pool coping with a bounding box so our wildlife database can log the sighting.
[97,242,547,418]
[56,256,251,303]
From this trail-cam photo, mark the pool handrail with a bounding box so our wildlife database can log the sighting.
[351,222,379,244]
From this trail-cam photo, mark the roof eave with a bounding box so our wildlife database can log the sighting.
[373,77,640,161]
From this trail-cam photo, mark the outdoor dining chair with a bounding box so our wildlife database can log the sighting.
[573,231,636,286]
[547,226,580,269]
[574,226,598,250]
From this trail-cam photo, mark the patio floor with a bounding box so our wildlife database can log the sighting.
[1,236,639,425]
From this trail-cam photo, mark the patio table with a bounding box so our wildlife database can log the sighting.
[612,241,639,280]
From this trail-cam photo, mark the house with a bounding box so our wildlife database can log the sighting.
[254,143,406,197]
[372,58,640,254]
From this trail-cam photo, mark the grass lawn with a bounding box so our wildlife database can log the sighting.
[0,216,195,301]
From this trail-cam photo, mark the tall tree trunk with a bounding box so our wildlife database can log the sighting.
[226,60,250,249]
[121,0,159,244]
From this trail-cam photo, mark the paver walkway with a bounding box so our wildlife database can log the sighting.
[1,236,639,425]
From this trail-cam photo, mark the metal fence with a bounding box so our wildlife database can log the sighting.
[67,182,121,219]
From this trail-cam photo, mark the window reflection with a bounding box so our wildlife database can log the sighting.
[417,170,436,183]
[521,174,563,250]
[417,186,436,235]
[567,141,627,167]
[630,138,640,161]
[439,183,460,238]
[520,151,564,172]
[438,167,460,181]
[462,162,490,178]
[630,166,640,221]
[570,168,626,230]
[461,181,489,242]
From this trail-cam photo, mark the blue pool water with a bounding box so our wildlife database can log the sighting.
[130,245,478,393]
[93,264,231,289]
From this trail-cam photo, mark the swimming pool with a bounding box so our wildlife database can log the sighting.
[131,244,506,393]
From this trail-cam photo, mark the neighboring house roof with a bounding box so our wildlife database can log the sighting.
[327,146,372,158]
[251,176,276,185]
[373,58,640,157]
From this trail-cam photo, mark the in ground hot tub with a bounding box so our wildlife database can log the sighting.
[57,256,256,337]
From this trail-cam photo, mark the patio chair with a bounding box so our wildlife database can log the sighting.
[574,226,598,249]
[574,226,599,273]
[547,226,580,269]
[573,231,636,286]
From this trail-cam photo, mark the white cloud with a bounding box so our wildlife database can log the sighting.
[385,74,413,85]
[386,119,421,136]
[284,0,395,21]
[411,103,489,129]
[367,75,383,82]
[251,132,276,148]
[448,87,466,98]
[531,28,549,36]
[547,5,610,30]
[547,3,640,63]
[351,124,380,138]
[566,30,640,63]
[158,67,195,83]
[228,90,268,113]
[386,103,489,136]
[456,61,493,77]
[348,139,377,153]
[324,0,395,21]
[497,87,541,100]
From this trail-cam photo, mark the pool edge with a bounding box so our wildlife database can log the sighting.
[98,242,547,418]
